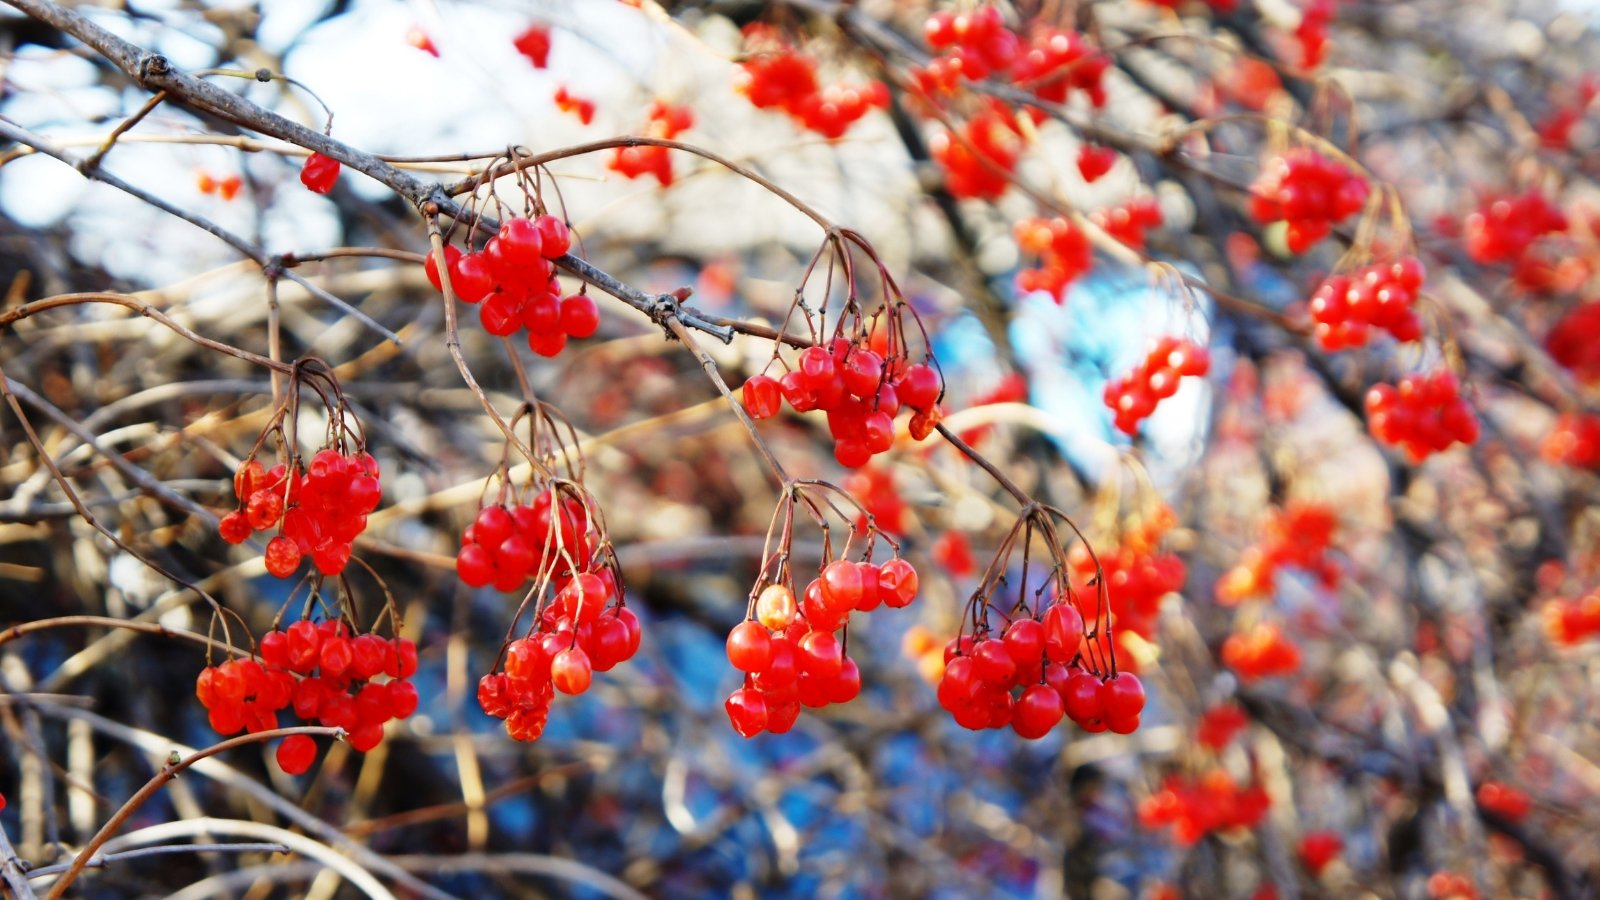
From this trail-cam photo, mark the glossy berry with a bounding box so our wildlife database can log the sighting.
[725,686,768,738]
[742,375,782,419]
[1012,683,1065,739]
[299,153,340,194]
[724,620,772,674]
[755,583,797,631]
[551,645,593,695]
[276,735,317,775]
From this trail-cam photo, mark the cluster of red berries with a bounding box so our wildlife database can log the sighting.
[1015,215,1092,302]
[932,530,977,578]
[1196,702,1250,750]
[741,335,944,468]
[735,26,888,139]
[1427,872,1479,900]
[1365,370,1479,462]
[1215,58,1283,113]
[1546,302,1600,385]
[1221,622,1302,681]
[456,488,600,591]
[195,169,243,201]
[916,10,1108,110]
[1248,148,1368,252]
[1307,256,1426,350]
[938,604,1147,738]
[1072,535,1187,648]
[195,621,420,774]
[1462,189,1568,266]
[219,451,380,578]
[1299,830,1344,876]
[1540,591,1600,646]
[426,214,598,357]
[1536,75,1598,151]
[1096,547,1185,642]
[300,152,340,195]
[1295,0,1336,69]
[929,107,1021,201]
[1476,780,1532,822]
[513,22,551,68]
[1102,337,1212,436]
[478,574,640,742]
[553,85,596,125]
[1091,197,1164,251]
[844,466,907,535]
[1216,503,1341,605]
[724,558,918,737]
[609,101,693,187]
[1137,770,1271,846]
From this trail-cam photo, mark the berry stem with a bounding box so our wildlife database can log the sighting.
[43,725,344,900]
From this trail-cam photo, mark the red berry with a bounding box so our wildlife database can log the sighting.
[798,630,843,679]
[725,687,768,737]
[299,153,340,194]
[264,534,302,578]
[219,510,252,544]
[551,645,592,695]
[560,295,601,338]
[276,735,317,774]
[727,620,774,672]
[1100,673,1146,721]
[742,375,782,419]
[877,558,918,608]
[425,244,461,292]
[535,215,571,258]
[1013,683,1065,739]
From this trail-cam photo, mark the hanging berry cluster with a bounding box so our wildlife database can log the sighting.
[609,100,693,186]
[1103,336,1211,436]
[741,258,945,467]
[734,25,889,139]
[218,361,379,578]
[1137,770,1271,846]
[477,564,639,741]
[462,403,641,742]
[928,106,1023,201]
[1092,197,1164,251]
[1015,215,1092,302]
[1196,702,1250,750]
[1462,188,1568,266]
[1220,621,1302,681]
[195,586,419,775]
[1364,370,1479,462]
[426,166,598,358]
[1542,590,1600,646]
[1069,502,1187,648]
[937,507,1146,739]
[916,9,1109,108]
[1307,255,1425,350]
[1248,147,1369,252]
[1215,502,1341,605]
[723,483,919,737]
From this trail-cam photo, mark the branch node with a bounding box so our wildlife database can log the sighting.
[136,53,170,85]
